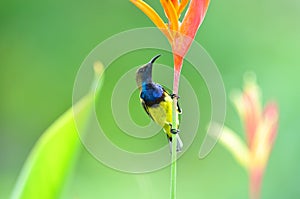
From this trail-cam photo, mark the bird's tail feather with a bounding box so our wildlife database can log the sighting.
[168,134,183,153]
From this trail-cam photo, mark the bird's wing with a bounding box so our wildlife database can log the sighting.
[141,98,154,120]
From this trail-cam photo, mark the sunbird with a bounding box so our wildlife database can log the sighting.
[136,55,183,152]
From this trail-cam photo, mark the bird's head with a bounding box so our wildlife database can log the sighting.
[136,54,161,88]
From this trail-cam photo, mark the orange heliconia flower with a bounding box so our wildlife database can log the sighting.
[217,74,279,199]
[233,78,279,199]
[130,0,210,93]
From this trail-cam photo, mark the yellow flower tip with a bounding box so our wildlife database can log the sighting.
[242,72,261,110]
[171,0,179,9]
[129,0,141,6]
[177,0,189,16]
[243,72,261,98]
[130,0,173,42]
[160,0,179,32]
[93,61,104,77]
[230,89,245,117]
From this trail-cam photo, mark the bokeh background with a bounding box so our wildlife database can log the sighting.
[1,0,299,198]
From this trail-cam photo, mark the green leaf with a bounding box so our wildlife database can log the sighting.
[11,61,104,199]
[11,94,94,199]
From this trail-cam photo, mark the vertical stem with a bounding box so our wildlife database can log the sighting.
[170,57,182,199]
[170,139,177,199]
[249,167,263,199]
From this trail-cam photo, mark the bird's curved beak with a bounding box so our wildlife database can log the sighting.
[150,54,161,64]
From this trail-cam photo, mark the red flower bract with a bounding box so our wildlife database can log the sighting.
[130,0,210,76]
[232,76,279,199]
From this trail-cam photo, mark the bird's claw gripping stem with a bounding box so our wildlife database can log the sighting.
[171,129,180,134]
[170,93,182,114]
[170,94,180,99]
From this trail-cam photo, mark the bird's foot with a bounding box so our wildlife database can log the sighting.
[170,94,182,114]
[171,128,180,134]
[170,94,180,99]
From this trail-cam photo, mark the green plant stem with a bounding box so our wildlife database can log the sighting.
[170,69,180,199]
[170,126,177,199]
[170,98,177,199]
[170,160,177,199]
[249,167,263,199]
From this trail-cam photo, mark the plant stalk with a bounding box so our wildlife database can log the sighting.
[170,60,182,199]
[249,166,263,199]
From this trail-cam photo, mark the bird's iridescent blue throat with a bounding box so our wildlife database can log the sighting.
[141,82,164,102]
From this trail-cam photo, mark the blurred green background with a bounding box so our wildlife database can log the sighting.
[1,0,300,198]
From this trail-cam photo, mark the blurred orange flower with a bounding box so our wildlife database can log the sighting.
[216,74,279,199]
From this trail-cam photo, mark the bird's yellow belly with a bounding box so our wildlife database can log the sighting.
[148,100,172,127]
